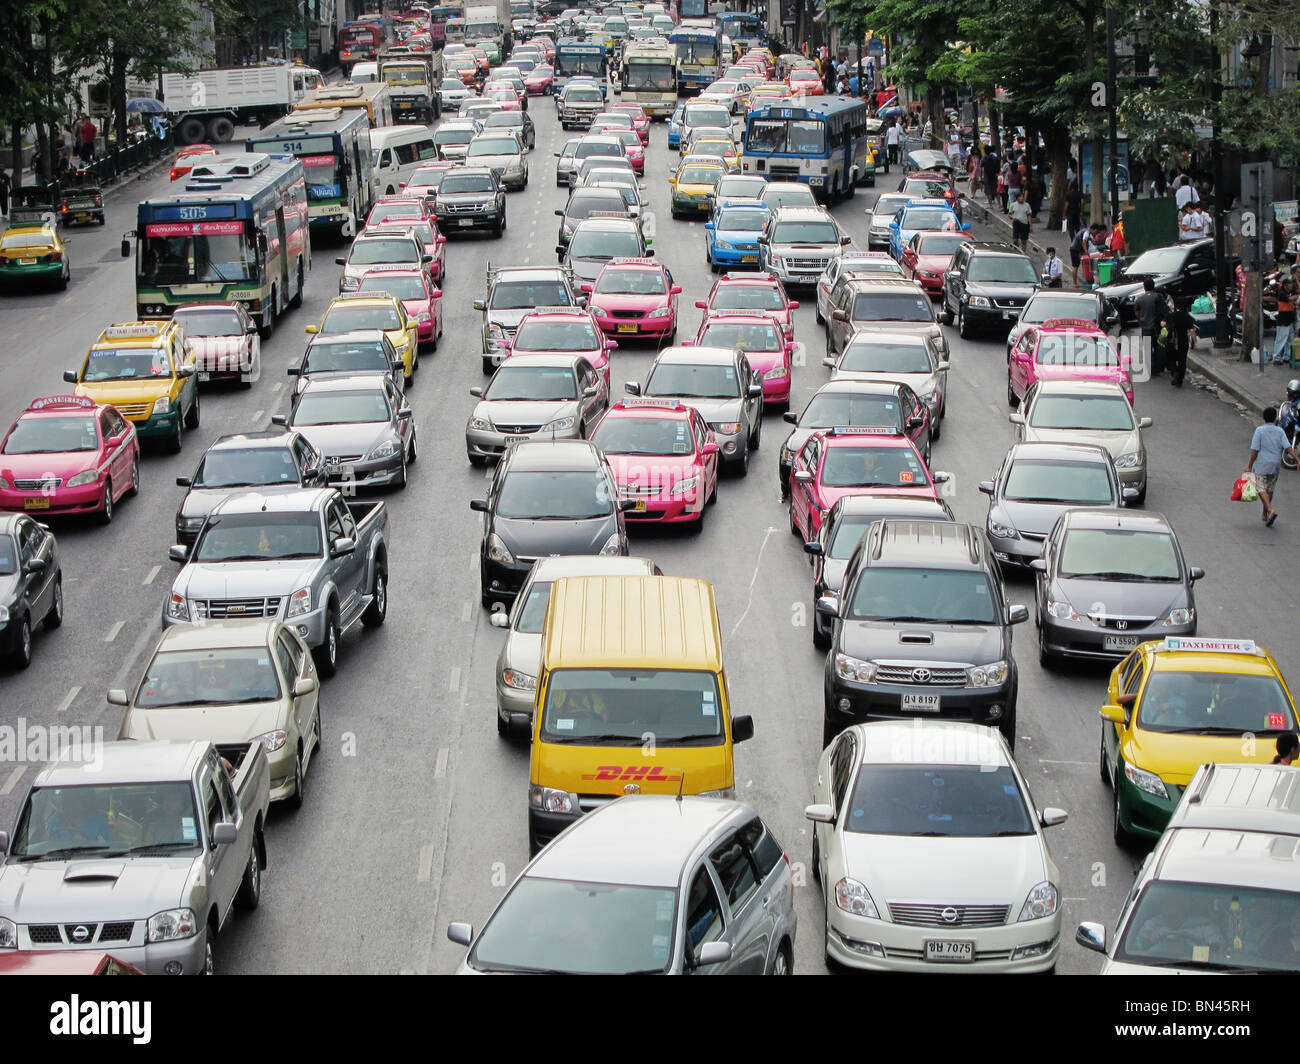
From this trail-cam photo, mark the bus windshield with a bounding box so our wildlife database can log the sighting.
[557,52,604,77]
[624,62,676,91]
[300,154,342,200]
[748,118,826,155]
[674,38,716,64]
[140,228,256,285]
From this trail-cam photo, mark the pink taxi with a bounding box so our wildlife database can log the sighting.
[788,426,948,540]
[582,258,681,344]
[589,398,720,528]
[364,220,446,282]
[690,310,793,407]
[1007,318,1133,407]
[610,103,651,144]
[356,268,444,350]
[0,395,140,522]
[401,162,459,209]
[482,85,523,111]
[365,196,432,228]
[523,64,555,95]
[500,306,616,388]
[697,272,800,343]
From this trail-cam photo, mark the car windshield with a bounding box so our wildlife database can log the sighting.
[468,137,520,157]
[1035,334,1117,367]
[916,233,968,255]
[369,204,423,225]
[871,196,909,223]
[4,416,98,454]
[1126,247,1186,275]
[592,415,692,456]
[762,188,817,210]
[435,128,476,146]
[1021,296,1100,324]
[442,78,465,90]
[821,444,927,489]
[827,509,945,559]
[800,393,899,427]
[570,229,642,259]
[647,362,738,399]
[717,209,766,231]
[493,280,571,309]
[716,178,767,199]
[850,292,933,322]
[496,470,611,519]
[567,194,624,219]
[699,322,779,350]
[134,647,281,707]
[1113,881,1300,972]
[710,284,783,311]
[193,447,300,488]
[81,347,171,382]
[540,667,723,744]
[358,274,427,301]
[678,166,722,186]
[844,765,1033,836]
[839,340,931,373]
[1003,459,1114,504]
[293,390,391,426]
[684,105,729,128]
[441,173,495,193]
[904,180,952,199]
[469,876,677,974]
[1058,528,1181,580]
[900,209,956,232]
[772,221,837,244]
[171,308,243,337]
[1029,394,1134,431]
[1137,672,1296,735]
[596,269,665,295]
[193,512,323,562]
[485,366,578,401]
[321,305,401,332]
[10,782,202,858]
[304,340,391,374]
[348,239,419,266]
[515,581,553,634]
[514,321,598,351]
[567,88,603,103]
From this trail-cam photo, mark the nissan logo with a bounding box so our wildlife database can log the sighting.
[71,925,91,942]
[911,668,932,683]
[940,907,959,924]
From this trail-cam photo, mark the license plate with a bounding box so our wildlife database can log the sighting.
[1104,635,1140,651]
[198,372,211,382]
[741,255,758,263]
[902,693,941,712]
[19,258,36,265]
[1002,310,1012,320]
[505,435,529,444]
[925,939,974,963]
[23,497,50,510]
[617,323,637,333]
[632,499,647,511]
[458,218,475,227]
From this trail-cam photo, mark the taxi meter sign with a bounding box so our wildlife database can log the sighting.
[1159,637,1258,654]
[102,323,164,340]
[27,395,96,411]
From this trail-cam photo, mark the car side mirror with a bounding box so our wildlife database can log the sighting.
[840,234,852,245]
[1040,807,1068,828]
[1028,557,1047,572]
[805,802,835,823]
[106,689,129,707]
[293,677,318,697]
[473,299,486,311]
[831,308,848,322]
[1008,603,1029,624]
[583,386,598,398]
[271,414,288,426]
[469,386,484,397]
[392,361,405,372]
[175,476,192,487]
[447,921,474,946]
[488,611,509,629]
[624,381,641,395]
[63,369,78,384]
[470,499,490,512]
[1188,566,1205,582]
[932,471,951,484]
[861,211,873,224]
[670,285,682,295]
[304,325,319,334]
[1138,416,1153,428]
[168,544,189,563]
[906,415,924,429]
[961,223,971,232]
[782,411,798,425]
[620,498,638,512]
[23,556,47,575]
[693,940,732,968]
[212,823,239,846]
[287,366,301,376]
[1075,922,1107,954]
[246,323,258,334]
[1121,486,1140,503]
[1008,413,1025,425]
[335,257,347,266]
[331,536,356,556]
[704,222,715,233]
[555,245,565,256]
[747,383,763,398]
[803,540,823,556]
[978,480,994,495]
[555,209,564,216]
[730,714,755,743]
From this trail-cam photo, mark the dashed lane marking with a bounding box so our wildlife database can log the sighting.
[105,620,125,642]
[142,565,160,586]
[57,686,81,714]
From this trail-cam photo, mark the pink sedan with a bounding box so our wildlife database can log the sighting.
[501,307,615,389]
[610,103,651,144]
[523,64,554,95]
[357,268,443,351]
[582,259,680,344]
[482,85,522,111]
[1007,319,1133,407]
[689,310,793,407]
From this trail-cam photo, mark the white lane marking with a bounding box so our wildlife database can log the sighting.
[417,844,435,882]
[57,686,81,714]
[1036,759,1093,766]
[142,564,160,586]
[469,552,477,571]
[0,767,25,796]
[434,747,449,779]
[728,526,778,638]
[448,665,461,692]
[252,409,264,423]
[461,601,472,623]
[105,620,125,643]
[271,382,283,393]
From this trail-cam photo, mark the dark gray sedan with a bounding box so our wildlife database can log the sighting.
[0,513,61,668]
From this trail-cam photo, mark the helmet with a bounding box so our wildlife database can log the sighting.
[1288,379,1300,402]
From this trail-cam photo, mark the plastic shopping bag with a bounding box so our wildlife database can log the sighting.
[1231,472,1256,502]
[1241,474,1260,502]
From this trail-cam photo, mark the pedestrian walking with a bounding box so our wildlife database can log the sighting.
[1246,406,1299,527]
[1272,733,1299,765]
[1271,265,1298,365]
[1164,295,1197,387]
[966,145,981,197]
[997,162,1009,212]
[947,123,961,165]
[1009,191,1033,252]
[78,114,97,163]
[982,148,1000,208]
[1174,174,1199,210]
[1135,278,1170,377]
[1041,247,1064,288]
[1068,219,1089,287]
[1177,202,1198,241]
[885,120,900,167]
[0,168,10,219]
[1005,159,1020,211]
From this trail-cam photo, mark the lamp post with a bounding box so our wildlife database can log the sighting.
[1104,2,1120,228]
[1210,0,1230,348]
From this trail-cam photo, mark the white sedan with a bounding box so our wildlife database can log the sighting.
[438,76,473,113]
[807,720,1066,972]
[700,78,744,114]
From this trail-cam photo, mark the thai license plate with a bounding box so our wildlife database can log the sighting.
[458,218,475,227]
[925,939,974,963]
[1002,310,1012,319]
[19,258,36,265]
[505,435,529,444]
[741,255,758,263]
[617,323,637,333]
[1104,635,1140,652]
[24,497,50,510]
[632,499,647,511]
[198,372,211,382]
[902,693,941,712]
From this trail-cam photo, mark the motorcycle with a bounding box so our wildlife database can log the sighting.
[1281,381,1300,470]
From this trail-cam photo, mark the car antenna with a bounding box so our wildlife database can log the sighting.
[676,770,685,803]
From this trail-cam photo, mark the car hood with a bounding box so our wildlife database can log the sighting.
[294,422,394,455]
[476,399,577,425]
[187,335,249,357]
[1050,576,1188,619]
[590,293,669,314]
[849,322,943,346]
[74,379,174,402]
[838,619,1008,667]
[1123,731,1274,788]
[121,701,286,744]
[1021,425,1139,462]
[914,253,956,273]
[1028,364,1130,390]
[0,858,201,922]
[966,279,1038,299]
[173,559,322,599]
[178,482,306,521]
[997,498,1116,539]
[467,153,521,170]
[0,452,99,481]
[840,834,1047,904]
[494,513,618,556]
[606,453,700,487]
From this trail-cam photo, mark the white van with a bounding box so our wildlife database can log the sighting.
[350,62,379,83]
[370,125,439,197]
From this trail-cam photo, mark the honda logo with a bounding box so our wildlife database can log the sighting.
[1116,620,1128,630]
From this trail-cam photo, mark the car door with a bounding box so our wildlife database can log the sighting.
[790,434,819,538]
[818,257,839,319]
[326,500,367,620]
[900,384,928,449]
[944,244,967,313]
[901,233,920,276]
[387,379,414,450]
[707,829,766,973]
[100,409,131,494]
[831,284,853,356]
[577,359,604,427]
[821,729,858,883]
[276,628,318,757]
[693,411,718,496]
[736,351,760,433]
[1183,242,1215,296]
[199,768,242,926]
[1010,331,1035,398]
[679,861,730,974]
[172,335,197,414]
[16,517,55,619]
[1105,651,1145,774]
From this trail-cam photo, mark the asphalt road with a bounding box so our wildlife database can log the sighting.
[0,98,1295,975]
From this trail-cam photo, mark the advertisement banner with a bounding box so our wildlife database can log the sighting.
[145,221,244,237]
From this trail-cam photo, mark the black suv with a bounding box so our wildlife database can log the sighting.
[1096,238,1219,327]
[434,166,507,238]
[942,241,1039,338]
[819,519,1028,748]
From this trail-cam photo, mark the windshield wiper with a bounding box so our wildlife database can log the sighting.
[19,844,113,861]
[1070,570,1147,581]
[122,841,199,855]
[1141,958,1280,973]
[201,554,273,562]
[158,696,272,707]
[1006,496,1069,503]
[1157,725,1248,735]
[550,732,638,744]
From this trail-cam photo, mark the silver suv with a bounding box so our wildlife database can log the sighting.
[447,795,798,974]
[760,205,850,288]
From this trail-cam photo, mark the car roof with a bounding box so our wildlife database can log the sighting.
[1169,764,1300,835]
[1154,821,1300,890]
[496,266,570,280]
[572,217,639,232]
[1058,507,1173,534]
[308,330,390,346]
[35,740,210,787]
[211,487,333,515]
[771,205,831,221]
[654,345,737,366]
[298,374,390,394]
[841,277,926,293]
[842,330,930,348]
[528,795,744,887]
[1028,379,1129,398]
[1008,440,1112,463]
[833,495,954,518]
[209,430,299,450]
[507,438,604,470]
[967,241,1025,257]
[157,618,278,651]
[852,720,1010,766]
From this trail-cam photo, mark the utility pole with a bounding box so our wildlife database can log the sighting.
[1105,2,1120,227]
[1210,0,1230,348]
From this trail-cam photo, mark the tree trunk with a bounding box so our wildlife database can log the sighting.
[1047,123,1070,231]
[988,104,1000,158]
[1081,0,1103,224]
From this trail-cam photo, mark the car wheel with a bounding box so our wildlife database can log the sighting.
[259,292,275,339]
[127,453,140,496]
[939,296,953,325]
[407,431,417,464]
[749,416,761,451]
[1038,624,1054,670]
[812,614,830,649]
[735,441,749,477]
[789,504,801,537]
[922,442,931,467]
[44,576,63,630]
[313,609,339,679]
[392,452,407,489]
[9,612,32,668]
[59,264,69,291]
[1112,778,1129,843]
[770,942,792,975]
[1133,485,1146,506]
[185,391,200,430]
[203,935,215,975]
[482,355,497,375]
[1007,375,1019,408]
[1099,728,1110,784]
[167,412,184,454]
[286,747,306,810]
[958,303,973,339]
[815,302,824,325]
[236,831,265,904]
[362,568,387,627]
[290,262,304,309]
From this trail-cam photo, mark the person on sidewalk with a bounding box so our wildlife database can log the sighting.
[1174,174,1199,210]
[0,168,9,219]
[1041,247,1064,288]
[78,115,97,163]
[1008,191,1032,252]
[1135,278,1170,378]
[1270,266,1297,366]
[1069,224,1089,287]
[1246,406,1299,527]
[885,120,900,167]
[982,148,1000,208]
[1165,296,1197,387]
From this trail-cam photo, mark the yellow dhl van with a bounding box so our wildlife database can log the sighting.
[525,574,754,855]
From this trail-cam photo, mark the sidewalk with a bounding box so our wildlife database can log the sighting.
[962,193,1289,416]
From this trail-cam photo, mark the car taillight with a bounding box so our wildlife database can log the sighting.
[45,251,62,262]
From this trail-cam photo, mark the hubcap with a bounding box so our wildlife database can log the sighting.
[328,623,337,663]
[250,848,259,891]
[132,460,139,490]
[376,576,386,614]
[21,621,31,659]
[104,486,112,518]
[54,583,62,620]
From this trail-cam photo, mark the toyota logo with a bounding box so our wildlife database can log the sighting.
[71,925,91,943]
[622,783,641,795]
[911,668,932,683]
[940,907,959,924]
[1116,620,1128,630]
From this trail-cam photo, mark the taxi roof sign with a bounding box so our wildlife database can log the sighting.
[830,425,900,436]
[619,397,681,409]
[27,395,96,412]
[101,323,164,340]
[609,257,658,266]
[1040,317,1105,332]
[720,272,778,283]
[526,305,583,316]
[1157,637,1260,655]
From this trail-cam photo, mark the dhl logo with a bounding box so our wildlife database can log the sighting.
[581,765,683,783]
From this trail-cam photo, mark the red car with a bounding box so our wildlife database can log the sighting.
[610,102,651,144]
[589,398,721,528]
[0,395,140,521]
[169,145,218,182]
[609,128,645,174]
[899,230,973,298]
[502,306,615,388]
[789,426,946,541]
[697,272,800,343]
[357,268,444,350]
[0,951,142,975]
[365,196,432,228]
[787,68,825,96]
[583,258,681,343]
[482,85,522,111]
[524,64,555,95]
[898,169,962,218]
[691,310,793,407]
[401,162,459,207]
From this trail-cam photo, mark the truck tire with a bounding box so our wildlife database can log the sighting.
[362,568,387,627]
[178,117,207,145]
[206,116,235,144]
[314,607,339,678]
[235,830,264,908]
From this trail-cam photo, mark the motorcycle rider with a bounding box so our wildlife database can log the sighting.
[1281,379,1300,469]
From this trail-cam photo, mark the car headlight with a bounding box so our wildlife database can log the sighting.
[712,422,741,435]
[967,660,1009,687]
[1163,607,1195,626]
[543,416,575,432]
[340,276,360,291]
[764,365,787,380]
[715,239,735,251]
[152,396,172,415]
[65,470,99,488]
[1046,600,1080,621]
[0,605,9,625]
[1114,450,1144,469]
[286,586,311,618]
[166,594,189,622]
[147,907,198,942]
[469,415,493,431]
[598,532,623,556]
[367,439,400,461]
[256,729,288,752]
[833,877,880,919]
[834,653,876,683]
[487,533,514,565]
[669,475,699,496]
[697,787,735,799]
[1124,761,1169,799]
[417,312,431,323]
[646,305,671,319]
[781,444,795,462]
[968,295,991,308]
[503,667,536,690]
[179,516,204,532]
[1018,881,1059,922]
[988,518,1018,540]
[528,784,577,813]
[590,304,611,318]
[768,254,783,268]
[0,916,15,949]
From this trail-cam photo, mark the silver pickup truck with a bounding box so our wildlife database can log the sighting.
[0,739,269,975]
[164,488,389,677]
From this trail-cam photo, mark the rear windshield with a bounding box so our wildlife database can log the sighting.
[839,340,931,373]
[851,292,933,322]
[1028,393,1133,431]
[799,392,899,428]
[496,470,611,520]
[646,362,738,399]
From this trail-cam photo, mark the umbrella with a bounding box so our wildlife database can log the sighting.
[126,97,166,114]
[880,105,904,117]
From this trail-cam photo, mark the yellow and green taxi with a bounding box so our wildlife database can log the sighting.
[64,321,199,453]
[1100,636,1298,842]
[305,294,419,380]
[0,224,70,290]
[690,136,742,173]
[668,157,727,218]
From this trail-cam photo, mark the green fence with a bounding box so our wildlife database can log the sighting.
[82,131,175,186]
